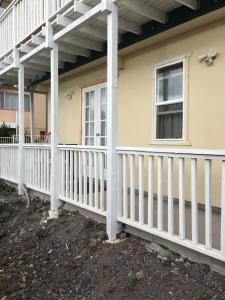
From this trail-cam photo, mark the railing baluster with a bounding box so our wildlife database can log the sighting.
[100,152,104,211]
[179,157,185,240]
[61,150,65,198]
[130,154,135,222]
[78,151,83,203]
[83,151,87,205]
[157,156,163,231]
[191,158,198,245]
[123,154,128,219]
[70,150,73,200]
[205,159,212,250]
[139,155,144,225]
[221,161,225,255]
[117,154,123,218]
[168,157,174,235]
[148,156,154,228]
[73,151,78,201]
[66,150,69,199]
[94,152,99,209]
[89,151,93,207]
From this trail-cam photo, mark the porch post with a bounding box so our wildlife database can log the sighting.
[18,64,25,195]
[30,91,35,143]
[49,42,59,218]
[106,2,120,240]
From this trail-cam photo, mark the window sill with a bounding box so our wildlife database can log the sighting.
[149,140,192,146]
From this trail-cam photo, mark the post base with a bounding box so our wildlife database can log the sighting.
[48,210,59,219]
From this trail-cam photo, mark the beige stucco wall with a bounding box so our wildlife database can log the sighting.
[44,17,225,207]
[0,92,46,135]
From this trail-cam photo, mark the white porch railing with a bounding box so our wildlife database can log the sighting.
[0,144,18,182]
[24,144,51,194]
[58,145,107,216]
[0,0,72,59]
[1,144,225,262]
[0,135,50,144]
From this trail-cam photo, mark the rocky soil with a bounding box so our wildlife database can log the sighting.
[1,181,225,300]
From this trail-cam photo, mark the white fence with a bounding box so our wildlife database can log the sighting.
[0,0,72,58]
[58,145,107,216]
[1,143,225,262]
[0,135,50,144]
[24,144,51,194]
[0,144,18,183]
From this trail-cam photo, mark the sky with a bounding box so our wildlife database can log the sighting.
[0,7,4,15]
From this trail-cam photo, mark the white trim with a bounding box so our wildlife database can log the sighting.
[82,82,107,146]
[152,57,188,144]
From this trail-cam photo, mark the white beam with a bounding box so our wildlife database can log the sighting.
[53,2,105,42]
[30,91,35,143]
[49,42,59,218]
[107,3,120,240]
[114,0,167,24]
[176,0,198,10]
[18,64,25,195]
[77,1,141,34]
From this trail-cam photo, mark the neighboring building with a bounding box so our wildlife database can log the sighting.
[1,0,225,264]
[0,90,47,136]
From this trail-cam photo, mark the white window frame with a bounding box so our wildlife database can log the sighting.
[153,58,186,144]
[82,82,107,146]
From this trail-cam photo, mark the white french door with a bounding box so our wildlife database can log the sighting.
[82,83,107,147]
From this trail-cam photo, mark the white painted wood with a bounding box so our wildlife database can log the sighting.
[117,154,123,218]
[157,156,163,231]
[139,155,144,225]
[69,150,73,200]
[50,42,59,214]
[100,152,104,211]
[114,0,167,23]
[123,154,128,219]
[168,157,174,235]
[78,151,83,203]
[106,3,119,240]
[221,161,225,256]
[18,64,24,195]
[148,156,154,228]
[176,0,198,10]
[130,154,135,222]
[89,151,93,206]
[66,150,69,199]
[94,152,99,209]
[205,159,212,250]
[73,151,78,201]
[191,158,198,245]
[179,157,185,240]
[83,151,87,205]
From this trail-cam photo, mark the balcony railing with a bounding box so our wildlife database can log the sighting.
[0,0,71,59]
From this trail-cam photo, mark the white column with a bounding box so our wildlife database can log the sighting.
[30,91,35,143]
[49,42,59,218]
[18,64,25,195]
[106,3,120,240]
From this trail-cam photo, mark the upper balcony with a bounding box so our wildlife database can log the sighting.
[0,0,72,59]
[0,0,224,88]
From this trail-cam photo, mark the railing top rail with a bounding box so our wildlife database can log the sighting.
[117,146,225,160]
[0,144,18,147]
[23,144,51,149]
[0,0,18,22]
[58,145,107,151]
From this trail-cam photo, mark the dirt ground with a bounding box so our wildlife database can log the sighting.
[1,182,225,300]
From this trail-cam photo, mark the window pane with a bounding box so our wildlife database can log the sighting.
[85,93,90,106]
[24,95,30,112]
[101,121,106,136]
[0,93,4,109]
[156,103,183,139]
[157,62,183,102]
[101,88,107,105]
[101,137,106,146]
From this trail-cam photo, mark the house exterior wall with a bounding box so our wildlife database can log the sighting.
[0,92,46,135]
[45,17,225,207]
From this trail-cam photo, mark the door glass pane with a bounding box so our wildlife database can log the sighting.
[84,90,96,146]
